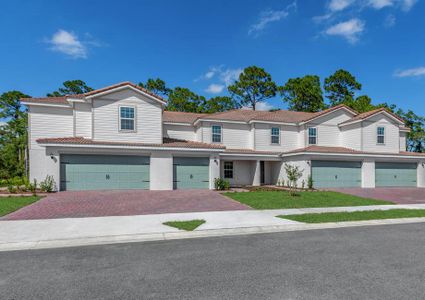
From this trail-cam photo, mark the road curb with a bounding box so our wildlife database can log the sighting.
[2,217,425,252]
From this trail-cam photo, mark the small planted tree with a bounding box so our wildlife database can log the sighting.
[284,163,303,196]
[307,175,314,190]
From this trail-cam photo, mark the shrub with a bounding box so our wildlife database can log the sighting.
[7,185,17,194]
[284,163,304,196]
[307,175,314,189]
[40,175,55,193]
[301,180,305,189]
[214,178,230,191]
[29,179,37,196]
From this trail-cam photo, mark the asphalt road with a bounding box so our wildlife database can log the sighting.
[2,223,425,299]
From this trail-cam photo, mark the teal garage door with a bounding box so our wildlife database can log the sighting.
[173,157,209,189]
[312,161,362,188]
[375,162,417,187]
[60,155,150,191]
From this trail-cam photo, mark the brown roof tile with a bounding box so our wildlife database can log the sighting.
[36,137,225,149]
[284,145,425,157]
[339,107,405,125]
[163,111,208,124]
[223,148,281,155]
[21,81,166,105]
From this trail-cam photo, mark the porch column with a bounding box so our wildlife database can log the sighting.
[418,161,425,188]
[252,160,261,186]
[209,155,220,190]
[150,152,173,190]
[361,160,375,188]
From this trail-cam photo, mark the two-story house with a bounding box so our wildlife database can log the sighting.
[22,82,425,191]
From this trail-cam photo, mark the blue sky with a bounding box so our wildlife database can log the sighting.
[0,0,424,114]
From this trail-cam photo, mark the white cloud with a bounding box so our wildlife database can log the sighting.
[394,66,425,77]
[401,0,417,11]
[47,29,87,59]
[220,68,243,86]
[325,18,365,43]
[384,14,396,27]
[368,0,394,9]
[248,1,297,36]
[205,84,225,94]
[329,0,355,11]
[256,102,275,111]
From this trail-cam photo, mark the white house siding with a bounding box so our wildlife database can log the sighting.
[254,123,299,152]
[29,148,60,191]
[150,151,173,190]
[400,131,407,151]
[362,115,399,153]
[163,124,196,141]
[29,106,74,150]
[74,102,92,138]
[201,122,250,149]
[418,162,425,188]
[275,158,311,187]
[221,160,254,186]
[306,110,353,147]
[92,90,162,144]
[341,123,362,150]
[361,160,375,188]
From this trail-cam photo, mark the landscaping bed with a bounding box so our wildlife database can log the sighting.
[278,209,425,223]
[224,191,393,209]
[0,196,41,217]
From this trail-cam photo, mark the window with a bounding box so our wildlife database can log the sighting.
[308,127,317,145]
[224,161,233,179]
[271,127,280,144]
[212,125,222,143]
[377,126,385,144]
[119,106,135,131]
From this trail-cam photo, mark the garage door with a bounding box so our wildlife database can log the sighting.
[312,161,361,188]
[60,155,150,191]
[173,157,209,189]
[375,162,417,187]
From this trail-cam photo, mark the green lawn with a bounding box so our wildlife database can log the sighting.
[163,219,206,231]
[279,209,425,223]
[224,191,393,209]
[0,196,41,217]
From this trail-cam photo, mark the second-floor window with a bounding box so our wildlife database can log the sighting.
[120,106,135,131]
[212,125,222,143]
[271,127,280,144]
[308,127,317,145]
[377,126,385,144]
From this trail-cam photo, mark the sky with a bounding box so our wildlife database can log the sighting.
[0,0,424,114]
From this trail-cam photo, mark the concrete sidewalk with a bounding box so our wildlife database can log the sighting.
[2,203,425,252]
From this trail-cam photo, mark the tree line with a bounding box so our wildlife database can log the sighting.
[1,67,424,180]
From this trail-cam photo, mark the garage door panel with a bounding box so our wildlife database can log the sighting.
[312,161,361,188]
[376,162,417,187]
[173,157,209,190]
[60,155,150,191]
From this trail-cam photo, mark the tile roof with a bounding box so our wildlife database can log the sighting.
[163,111,208,124]
[21,81,166,105]
[284,145,425,157]
[36,137,225,149]
[223,149,281,155]
[339,107,405,125]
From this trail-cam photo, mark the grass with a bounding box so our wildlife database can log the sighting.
[224,191,393,209]
[0,196,41,217]
[279,209,425,223]
[163,219,206,231]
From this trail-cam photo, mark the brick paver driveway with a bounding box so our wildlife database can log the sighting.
[331,188,425,204]
[3,190,250,220]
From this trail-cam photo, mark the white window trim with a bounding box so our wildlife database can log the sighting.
[271,127,280,145]
[223,161,233,179]
[119,105,136,132]
[377,126,385,145]
[212,125,222,143]
[308,127,317,145]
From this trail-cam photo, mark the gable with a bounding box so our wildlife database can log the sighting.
[307,108,355,126]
